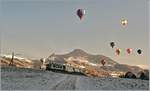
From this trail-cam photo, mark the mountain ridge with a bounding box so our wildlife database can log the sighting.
[49,49,118,65]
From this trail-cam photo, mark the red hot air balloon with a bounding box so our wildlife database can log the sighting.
[116,48,121,55]
[126,48,132,54]
[77,9,85,20]
[101,59,106,66]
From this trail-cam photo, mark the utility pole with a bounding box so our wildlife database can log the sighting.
[9,52,14,66]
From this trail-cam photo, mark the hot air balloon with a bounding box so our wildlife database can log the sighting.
[137,49,142,54]
[110,42,115,48]
[77,9,85,20]
[126,48,132,54]
[116,48,121,55]
[121,18,128,27]
[101,59,106,66]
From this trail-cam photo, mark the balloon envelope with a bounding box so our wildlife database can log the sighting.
[116,48,121,55]
[126,48,132,54]
[77,9,85,20]
[110,42,115,48]
[137,49,142,54]
[121,18,128,26]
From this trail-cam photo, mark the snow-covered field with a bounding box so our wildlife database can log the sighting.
[1,66,149,90]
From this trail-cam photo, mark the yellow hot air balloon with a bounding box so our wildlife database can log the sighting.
[121,18,128,26]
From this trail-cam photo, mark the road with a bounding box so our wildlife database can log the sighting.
[1,66,149,90]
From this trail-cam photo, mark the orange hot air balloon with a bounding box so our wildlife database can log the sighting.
[126,48,132,54]
[77,9,85,20]
[101,59,106,66]
[116,48,121,55]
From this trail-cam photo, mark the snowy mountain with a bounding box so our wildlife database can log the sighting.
[49,49,118,65]
[47,49,144,73]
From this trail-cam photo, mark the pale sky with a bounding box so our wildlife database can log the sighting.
[0,0,149,67]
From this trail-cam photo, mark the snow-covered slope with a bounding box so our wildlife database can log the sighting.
[0,54,33,68]
[1,66,149,90]
[1,54,32,63]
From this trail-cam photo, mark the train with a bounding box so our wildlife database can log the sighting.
[45,61,85,74]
